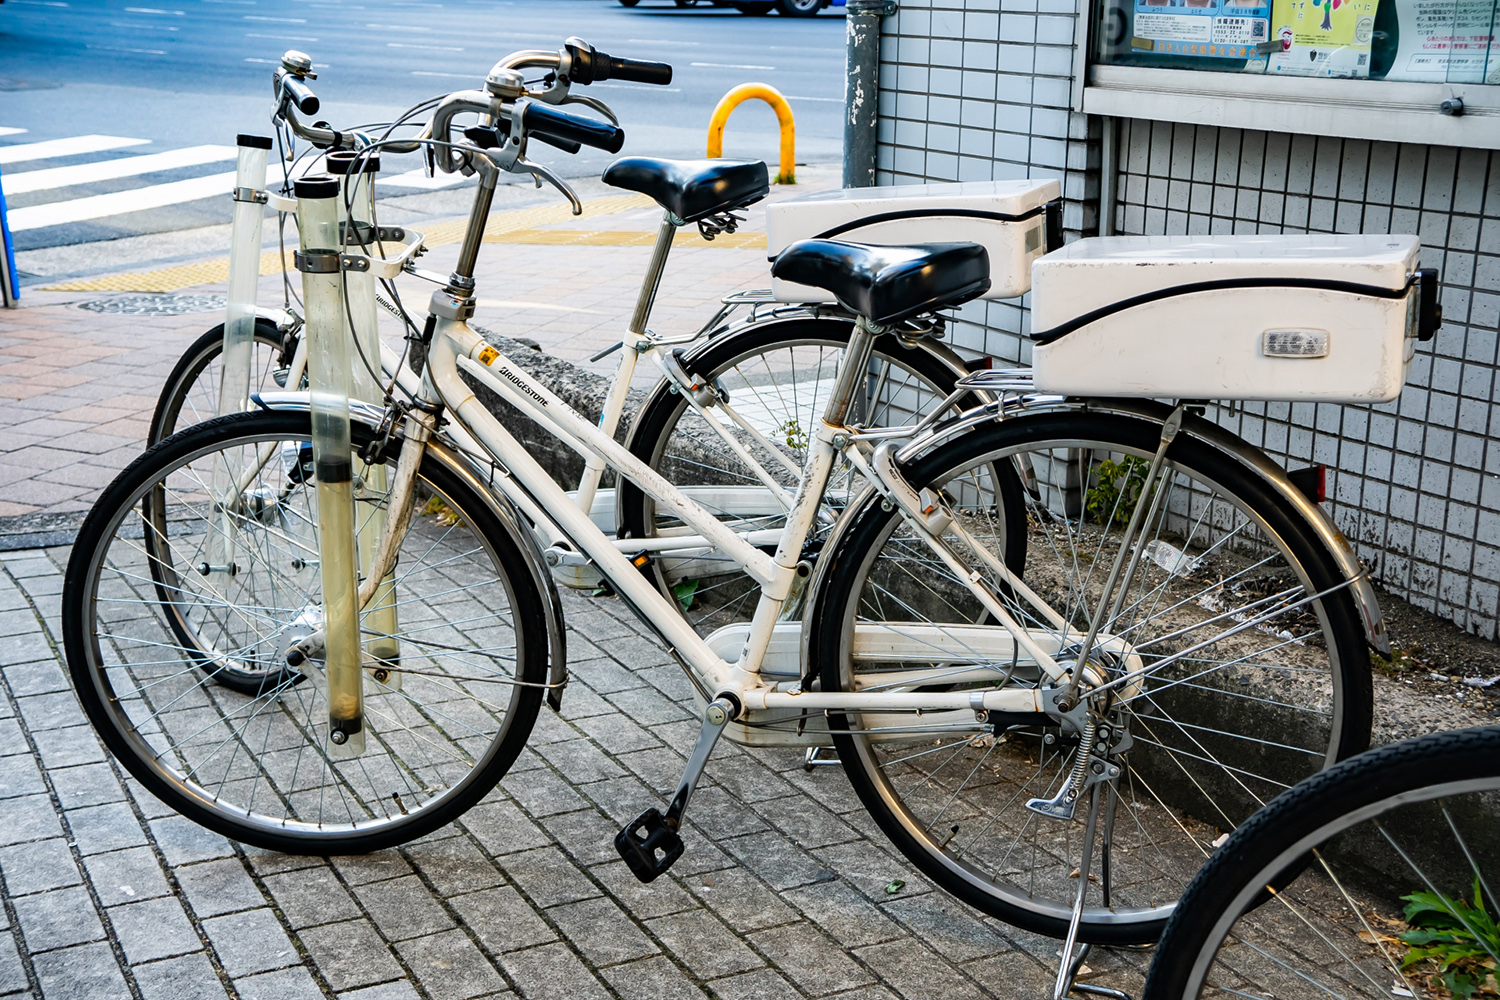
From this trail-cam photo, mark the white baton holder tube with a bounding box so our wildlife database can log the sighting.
[202,135,273,586]
[295,174,365,758]
[327,150,401,688]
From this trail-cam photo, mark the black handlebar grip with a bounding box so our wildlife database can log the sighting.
[607,56,673,86]
[530,130,584,156]
[281,76,320,115]
[522,103,625,154]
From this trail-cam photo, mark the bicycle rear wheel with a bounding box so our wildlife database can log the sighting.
[618,318,1020,633]
[63,409,549,854]
[149,319,299,445]
[809,408,1372,943]
[1145,726,1500,1000]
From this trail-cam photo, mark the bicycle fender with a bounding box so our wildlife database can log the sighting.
[252,390,572,708]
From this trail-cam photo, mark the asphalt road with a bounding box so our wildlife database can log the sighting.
[0,0,846,253]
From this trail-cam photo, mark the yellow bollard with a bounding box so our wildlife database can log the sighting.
[707,83,796,184]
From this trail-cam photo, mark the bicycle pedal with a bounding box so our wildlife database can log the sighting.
[614,808,684,883]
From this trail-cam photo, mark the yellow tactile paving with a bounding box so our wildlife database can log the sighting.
[488,228,767,249]
[41,193,661,293]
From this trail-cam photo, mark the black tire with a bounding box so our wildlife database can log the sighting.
[809,410,1373,944]
[619,0,641,6]
[617,317,1017,633]
[1145,726,1500,1000]
[149,319,298,446]
[777,0,823,14]
[63,409,549,854]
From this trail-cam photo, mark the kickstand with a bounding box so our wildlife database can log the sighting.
[615,697,735,883]
[802,746,839,771]
[1052,784,1133,1000]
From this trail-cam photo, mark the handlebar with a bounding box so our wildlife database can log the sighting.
[561,37,673,86]
[522,102,625,153]
[604,54,674,86]
[280,74,320,115]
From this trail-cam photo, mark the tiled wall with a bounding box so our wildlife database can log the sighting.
[877,2,1500,638]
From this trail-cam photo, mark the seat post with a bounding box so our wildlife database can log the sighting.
[822,316,881,428]
[628,211,680,336]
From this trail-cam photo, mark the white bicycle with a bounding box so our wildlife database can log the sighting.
[62,44,1437,956]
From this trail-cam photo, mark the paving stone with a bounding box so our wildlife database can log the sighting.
[706,755,798,805]
[750,922,878,996]
[0,794,61,847]
[84,846,173,906]
[133,952,231,1000]
[329,852,413,887]
[27,722,107,773]
[538,808,623,867]
[14,885,105,952]
[110,896,201,964]
[646,911,763,979]
[883,894,1012,963]
[0,608,40,639]
[811,842,932,904]
[31,941,128,1000]
[176,858,265,919]
[687,868,797,933]
[0,838,80,897]
[604,687,693,726]
[262,868,363,930]
[602,956,709,1000]
[67,801,148,856]
[15,691,86,732]
[547,896,657,966]
[589,861,697,920]
[394,929,508,1000]
[147,815,233,866]
[0,660,66,699]
[749,794,860,850]
[682,787,768,841]
[573,713,661,755]
[720,831,829,892]
[404,836,506,898]
[580,775,659,825]
[614,747,687,794]
[0,755,45,803]
[500,767,589,818]
[234,966,325,1000]
[353,876,455,941]
[705,968,803,1000]
[297,920,406,993]
[963,951,1075,1000]
[0,633,52,668]
[856,937,988,1000]
[499,848,598,909]
[535,738,626,784]
[555,683,613,722]
[47,762,125,809]
[0,932,27,994]
[449,886,555,954]
[500,942,612,1000]
[336,982,421,1000]
[782,881,904,950]
[202,908,298,978]
[459,800,552,857]
[565,657,644,695]
[241,847,324,877]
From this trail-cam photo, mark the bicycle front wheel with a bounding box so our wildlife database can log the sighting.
[63,410,549,854]
[809,409,1372,943]
[1145,726,1500,1000]
[149,319,300,445]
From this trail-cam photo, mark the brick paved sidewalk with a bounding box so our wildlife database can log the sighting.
[0,545,1151,1000]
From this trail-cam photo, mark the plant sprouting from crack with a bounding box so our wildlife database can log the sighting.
[1085,456,1152,527]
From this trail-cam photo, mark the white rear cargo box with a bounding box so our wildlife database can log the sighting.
[766,179,1061,303]
[1030,234,1429,403]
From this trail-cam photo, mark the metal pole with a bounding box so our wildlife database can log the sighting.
[1099,115,1119,237]
[0,161,18,308]
[842,0,894,189]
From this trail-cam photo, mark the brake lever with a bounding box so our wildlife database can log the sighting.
[517,156,582,215]
[559,93,619,127]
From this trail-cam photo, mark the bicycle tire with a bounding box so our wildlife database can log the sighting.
[63,409,549,854]
[1145,726,1500,999]
[617,317,1022,633]
[149,319,298,446]
[809,409,1373,943]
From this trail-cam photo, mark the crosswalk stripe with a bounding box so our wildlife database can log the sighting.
[0,135,150,165]
[7,170,236,231]
[2,145,237,196]
[0,127,27,138]
[376,167,472,191]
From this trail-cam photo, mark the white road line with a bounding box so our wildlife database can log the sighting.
[7,170,237,231]
[0,128,27,138]
[2,145,237,195]
[691,62,776,70]
[0,135,150,166]
[376,168,471,191]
